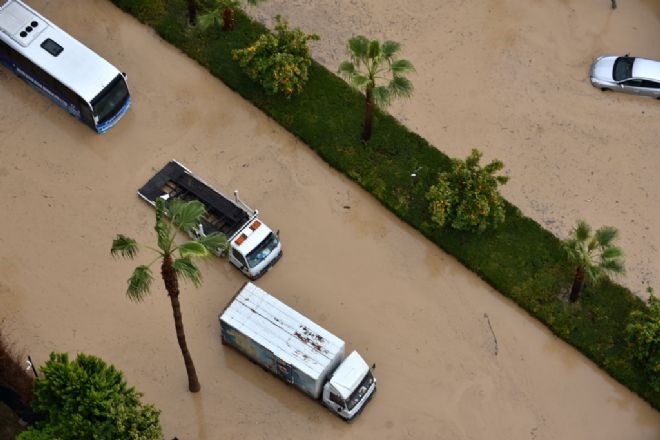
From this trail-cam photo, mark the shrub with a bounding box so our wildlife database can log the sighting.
[627,293,660,392]
[232,15,319,96]
[426,149,509,233]
[18,353,162,440]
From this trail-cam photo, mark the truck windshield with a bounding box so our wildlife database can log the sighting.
[346,371,375,411]
[246,232,279,268]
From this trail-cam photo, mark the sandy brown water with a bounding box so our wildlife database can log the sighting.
[0,0,659,439]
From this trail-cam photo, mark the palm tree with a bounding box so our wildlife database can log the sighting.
[187,0,198,25]
[111,198,227,392]
[338,36,415,142]
[563,220,624,303]
[198,0,265,32]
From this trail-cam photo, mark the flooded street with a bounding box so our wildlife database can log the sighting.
[0,0,659,439]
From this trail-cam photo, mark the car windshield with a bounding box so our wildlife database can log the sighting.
[245,232,279,268]
[613,57,634,81]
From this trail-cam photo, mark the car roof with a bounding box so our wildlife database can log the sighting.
[632,58,660,81]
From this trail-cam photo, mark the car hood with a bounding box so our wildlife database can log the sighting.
[591,56,616,82]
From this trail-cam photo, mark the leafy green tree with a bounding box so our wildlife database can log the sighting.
[338,36,415,141]
[17,352,162,440]
[426,149,509,233]
[198,0,265,32]
[562,220,624,303]
[232,15,319,97]
[627,292,660,392]
[111,198,227,392]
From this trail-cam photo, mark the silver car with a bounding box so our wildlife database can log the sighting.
[590,55,660,99]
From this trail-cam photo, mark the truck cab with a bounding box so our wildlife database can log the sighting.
[322,351,377,421]
[228,218,282,279]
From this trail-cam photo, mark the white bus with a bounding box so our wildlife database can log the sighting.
[0,0,131,133]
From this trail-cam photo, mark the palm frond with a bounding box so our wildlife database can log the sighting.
[171,199,207,235]
[381,40,401,59]
[372,85,392,107]
[601,246,624,261]
[350,74,371,92]
[197,9,221,31]
[126,265,153,302]
[111,235,139,259]
[338,61,357,78]
[155,198,174,252]
[390,59,415,75]
[173,257,202,287]
[178,241,211,259]
[574,220,591,242]
[389,75,414,98]
[601,257,625,275]
[595,226,619,247]
[347,35,369,63]
[199,232,228,254]
[366,39,381,60]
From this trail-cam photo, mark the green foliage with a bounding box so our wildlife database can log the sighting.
[627,293,660,392]
[106,0,660,410]
[197,0,265,31]
[563,220,625,281]
[232,15,319,96]
[17,353,162,440]
[111,198,227,300]
[426,149,509,233]
[338,36,415,108]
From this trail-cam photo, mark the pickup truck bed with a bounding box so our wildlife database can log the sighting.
[138,160,250,238]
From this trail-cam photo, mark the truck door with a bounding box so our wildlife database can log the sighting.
[230,248,248,270]
[275,360,294,384]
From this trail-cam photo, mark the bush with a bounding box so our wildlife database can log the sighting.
[18,353,162,440]
[627,293,660,392]
[426,149,509,233]
[232,15,319,96]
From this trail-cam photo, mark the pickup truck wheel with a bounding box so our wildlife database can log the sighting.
[601,88,610,92]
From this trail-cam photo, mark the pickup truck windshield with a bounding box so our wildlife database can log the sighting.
[246,232,279,268]
[346,371,375,410]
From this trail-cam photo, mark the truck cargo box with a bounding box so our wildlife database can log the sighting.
[219,282,345,399]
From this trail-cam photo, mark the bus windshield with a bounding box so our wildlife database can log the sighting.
[91,73,129,123]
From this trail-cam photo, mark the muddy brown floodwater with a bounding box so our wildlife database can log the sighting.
[0,0,659,439]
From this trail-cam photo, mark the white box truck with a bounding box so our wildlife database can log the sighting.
[138,160,283,280]
[219,282,377,421]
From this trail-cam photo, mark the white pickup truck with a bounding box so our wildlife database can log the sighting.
[138,160,282,279]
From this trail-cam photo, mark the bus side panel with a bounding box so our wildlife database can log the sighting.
[0,40,83,122]
[14,65,81,119]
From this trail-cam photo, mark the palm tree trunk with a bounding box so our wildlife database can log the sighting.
[222,8,235,31]
[362,88,374,141]
[162,256,201,392]
[187,0,198,25]
[569,266,585,303]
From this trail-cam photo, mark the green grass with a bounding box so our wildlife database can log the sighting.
[110,0,659,410]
